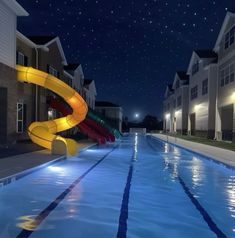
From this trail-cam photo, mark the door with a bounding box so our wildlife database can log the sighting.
[190,113,196,136]
[221,105,233,141]
[0,87,7,143]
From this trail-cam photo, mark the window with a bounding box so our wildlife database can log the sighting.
[225,26,235,49]
[202,79,208,95]
[220,63,235,87]
[47,65,59,78]
[177,96,182,106]
[191,86,198,100]
[16,51,28,66]
[17,103,26,133]
[192,60,199,75]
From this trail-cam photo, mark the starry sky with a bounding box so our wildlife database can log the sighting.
[17,0,235,121]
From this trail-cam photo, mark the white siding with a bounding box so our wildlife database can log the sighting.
[0,1,16,68]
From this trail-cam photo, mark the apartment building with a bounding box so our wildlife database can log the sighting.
[83,79,97,109]
[95,101,123,132]
[0,0,28,144]
[163,84,174,132]
[187,50,217,138]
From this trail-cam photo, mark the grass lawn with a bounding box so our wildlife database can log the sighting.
[164,133,235,151]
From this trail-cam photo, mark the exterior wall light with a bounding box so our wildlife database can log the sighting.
[165,113,170,119]
[175,110,181,116]
[194,104,200,111]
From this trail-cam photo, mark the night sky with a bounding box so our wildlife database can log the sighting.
[17,0,235,121]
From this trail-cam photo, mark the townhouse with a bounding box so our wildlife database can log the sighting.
[214,12,235,141]
[187,50,217,139]
[0,0,28,144]
[163,71,189,135]
[0,0,98,145]
[163,11,235,142]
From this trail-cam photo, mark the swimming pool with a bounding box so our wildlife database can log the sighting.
[0,134,234,238]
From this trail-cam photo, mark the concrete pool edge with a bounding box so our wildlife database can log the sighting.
[0,143,98,187]
[0,155,66,187]
[150,133,235,169]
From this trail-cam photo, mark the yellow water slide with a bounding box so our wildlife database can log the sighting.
[16,65,88,156]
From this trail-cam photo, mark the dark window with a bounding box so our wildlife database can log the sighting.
[47,64,58,78]
[16,51,28,66]
[177,96,182,106]
[192,60,199,75]
[225,26,235,49]
[191,86,198,100]
[202,79,208,95]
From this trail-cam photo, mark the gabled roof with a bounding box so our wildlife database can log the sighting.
[64,63,81,71]
[164,84,174,99]
[176,71,189,80]
[3,0,29,16]
[27,35,67,65]
[27,36,56,45]
[194,50,217,59]
[95,101,120,108]
[84,79,92,86]
[214,11,235,52]
[187,50,217,74]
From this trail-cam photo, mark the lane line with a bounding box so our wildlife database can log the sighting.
[16,145,118,238]
[117,135,137,238]
[146,136,227,238]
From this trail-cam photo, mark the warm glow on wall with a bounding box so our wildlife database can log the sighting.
[165,113,170,119]
[232,92,235,100]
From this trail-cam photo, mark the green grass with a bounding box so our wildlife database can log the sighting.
[164,133,235,151]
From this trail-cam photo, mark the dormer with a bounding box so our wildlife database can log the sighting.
[172,71,189,90]
[187,50,217,76]
[214,11,235,58]
[164,84,174,99]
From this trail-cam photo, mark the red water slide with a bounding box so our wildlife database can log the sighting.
[49,97,108,144]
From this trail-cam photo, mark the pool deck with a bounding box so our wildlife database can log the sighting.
[151,133,235,168]
[0,141,96,180]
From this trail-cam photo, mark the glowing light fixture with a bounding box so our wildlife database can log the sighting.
[165,113,170,119]
[194,104,201,111]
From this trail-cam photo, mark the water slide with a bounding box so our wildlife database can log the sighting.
[48,97,107,144]
[16,65,87,156]
[87,109,122,138]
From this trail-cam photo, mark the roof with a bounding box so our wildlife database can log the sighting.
[214,11,235,52]
[194,50,217,59]
[64,63,81,71]
[95,101,120,107]
[176,71,189,80]
[3,0,29,16]
[167,84,173,91]
[84,79,93,86]
[27,36,57,45]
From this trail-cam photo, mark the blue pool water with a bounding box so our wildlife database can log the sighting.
[0,134,234,238]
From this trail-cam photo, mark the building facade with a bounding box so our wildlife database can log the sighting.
[187,50,217,138]
[95,101,123,132]
[0,1,28,144]
[214,12,235,141]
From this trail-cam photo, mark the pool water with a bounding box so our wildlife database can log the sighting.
[0,134,234,238]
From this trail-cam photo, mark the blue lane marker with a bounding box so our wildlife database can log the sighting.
[16,145,118,238]
[178,176,227,238]
[117,136,137,238]
[146,136,227,238]
[117,164,133,238]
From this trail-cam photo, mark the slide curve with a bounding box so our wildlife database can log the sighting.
[48,96,106,144]
[16,65,88,156]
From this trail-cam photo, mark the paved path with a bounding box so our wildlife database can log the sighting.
[0,141,96,179]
